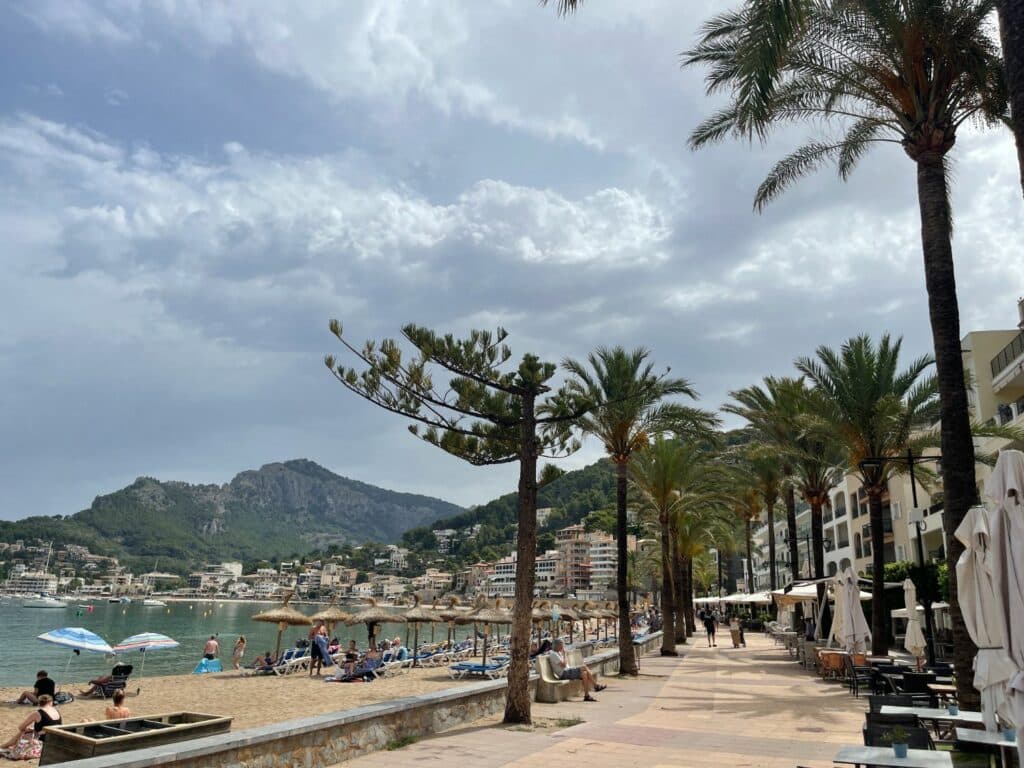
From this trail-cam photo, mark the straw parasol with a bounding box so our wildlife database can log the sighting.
[531,600,553,643]
[437,596,462,648]
[346,598,404,648]
[310,598,351,636]
[554,603,579,644]
[576,601,598,641]
[464,598,512,663]
[403,595,441,667]
[252,592,311,660]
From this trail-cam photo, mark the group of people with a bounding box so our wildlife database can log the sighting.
[697,609,747,648]
[2,670,132,761]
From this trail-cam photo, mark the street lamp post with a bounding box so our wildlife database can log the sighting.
[858,448,940,667]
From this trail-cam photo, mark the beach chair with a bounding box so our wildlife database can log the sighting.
[273,648,311,676]
[81,664,134,699]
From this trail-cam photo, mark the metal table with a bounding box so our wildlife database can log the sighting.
[955,727,1018,768]
[833,745,953,768]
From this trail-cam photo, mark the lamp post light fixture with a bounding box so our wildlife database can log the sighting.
[857,448,940,667]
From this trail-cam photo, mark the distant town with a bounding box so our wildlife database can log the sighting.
[0,508,641,603]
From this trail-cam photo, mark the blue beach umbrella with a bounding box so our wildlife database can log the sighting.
[115,632,180,689]
[37,627,115,686]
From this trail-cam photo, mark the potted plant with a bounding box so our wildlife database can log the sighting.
[884,727,910,759]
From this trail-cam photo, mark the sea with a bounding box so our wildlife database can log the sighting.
[0,599,470,688]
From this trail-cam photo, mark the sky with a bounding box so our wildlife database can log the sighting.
[1,1,1022,521]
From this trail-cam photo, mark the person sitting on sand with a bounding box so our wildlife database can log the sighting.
[328,637,340,655]
[343,641,360,675]
[1,693,61,757]
[547,639,605,702]
[104,691,130,720]
[249,653,266,668]
[16,671,55,706]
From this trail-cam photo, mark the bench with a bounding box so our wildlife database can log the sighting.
[534,650,599,703]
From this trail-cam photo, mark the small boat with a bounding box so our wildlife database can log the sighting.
[142,598,166,607]
[24,595,68,609]
[108,597,121,603]
[119,596,132,604]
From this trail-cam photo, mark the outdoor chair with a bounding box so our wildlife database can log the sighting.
[899,672,938,707]
[843,655,874,698]
[865,712,922,728]
[863,724,935,750]
[81,664,134,699]
[867,694,914,713]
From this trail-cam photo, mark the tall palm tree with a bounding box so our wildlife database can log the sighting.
[564,346,714,674]
[796,334,938,655]
[630,434,725,652]
[996,0,1024,192]
[741,442,784,590]
[724,377,809,587]
[685,0,1005,678]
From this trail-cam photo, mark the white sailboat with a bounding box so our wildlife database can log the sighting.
[22,544,68,608]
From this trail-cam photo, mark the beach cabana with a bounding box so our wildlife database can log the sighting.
[252,592,311,661]
[346,598,404,649]
[403,595,440,667]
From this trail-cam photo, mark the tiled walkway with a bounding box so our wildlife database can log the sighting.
[334,633,870,768]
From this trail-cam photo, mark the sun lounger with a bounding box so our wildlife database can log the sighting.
[447,660,509,680]
[273,648,311,676]
[81,664,134,698]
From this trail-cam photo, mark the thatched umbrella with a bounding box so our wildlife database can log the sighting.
[252,591,311,660]
[346,598,404,649]
[438,597,462,649]
[458,597,512,665]
[555,603,579,644]
[310,598,351,636]
[403,595,440,667]
[577,601,599,642]
[532,600,553,642]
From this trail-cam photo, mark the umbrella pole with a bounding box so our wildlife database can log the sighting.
[64,652,74,689]
[482,625,489,666]
[275,625,284,661]
[413,624,420,667]
[405,625,410,649]
[431,623,435,643]
[473,623,478,656]
[138,650,146,694]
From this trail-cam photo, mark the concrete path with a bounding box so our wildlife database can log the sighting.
[334,633,870,768]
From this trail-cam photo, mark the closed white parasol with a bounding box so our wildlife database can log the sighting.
[985,449,1024,760]
[902,579,927,662]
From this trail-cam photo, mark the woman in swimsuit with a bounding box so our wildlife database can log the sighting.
[1,693,62,751]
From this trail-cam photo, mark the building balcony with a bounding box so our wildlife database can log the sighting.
[991,331,1024,396]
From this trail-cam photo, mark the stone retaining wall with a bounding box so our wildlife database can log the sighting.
[51,641,658,768]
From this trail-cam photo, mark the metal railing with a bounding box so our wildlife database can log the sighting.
[991,330,1024,379]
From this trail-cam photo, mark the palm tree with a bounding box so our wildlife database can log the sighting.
[996,1,1024,192]
[630,433,724,653]
[724,377,809,587]
[732,483,764,593]
[739,441,784,590]
[564,346,714,674]
[796,334,938,655]
[685,0,1006,678]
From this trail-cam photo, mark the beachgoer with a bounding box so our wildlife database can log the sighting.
[328,637,340,655]
[264,650,276,666]
[104,690,131,720]
[232,636,246,670]
[546,639,605,702]
[343,641,359,675]
[702,612,717,647]
[16,671,55,706]
[203,635,220,660]
[1,693,61,758]
[309,623,332,677]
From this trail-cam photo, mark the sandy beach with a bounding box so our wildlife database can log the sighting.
[0,663,473,762]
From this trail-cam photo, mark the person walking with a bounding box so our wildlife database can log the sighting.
[702,611,717,647]
[231,636,246,670]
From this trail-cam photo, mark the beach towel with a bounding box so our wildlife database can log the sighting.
[313,634,334,667]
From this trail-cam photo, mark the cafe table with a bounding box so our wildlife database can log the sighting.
[880,705,984,740]
[954,727,1017,768]
[832,745,952,768]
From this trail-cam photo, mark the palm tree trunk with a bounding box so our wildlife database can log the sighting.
[997,0,1024,196]
[672,538,688,640]
[915,155,981,708]
[745,518,754,593]
[615,461,639,675]
[766,490,778,591]
[503,395,539,725]
[784,483,799,583]
[681,555,695,636]
[686,558,695,630]
[810,494,827,621]
[868,487,888,656]
[659,515,677,655]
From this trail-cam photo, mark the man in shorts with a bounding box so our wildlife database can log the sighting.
[547,639,605,702]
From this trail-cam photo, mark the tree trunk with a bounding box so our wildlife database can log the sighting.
[916,155,982,708]
[685,557,695,631]
[766,490,778,591]
[659,513,677,655]
[672,538,688,640]
[502,395,539,725]
[784,484,799,582]
[868,487,888,656]
[810,494,827,623]
[997,0,1024,196]
[615,461,639,675]
[681,555,695,636]
[745,517,754,593]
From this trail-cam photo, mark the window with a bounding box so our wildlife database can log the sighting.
[834,494,847,519]
[854,533,862,560]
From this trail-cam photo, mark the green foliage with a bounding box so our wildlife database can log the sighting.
[884,560,949,603]
[583,508,617,535]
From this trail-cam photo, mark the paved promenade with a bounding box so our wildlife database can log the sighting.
[334,632,868,768]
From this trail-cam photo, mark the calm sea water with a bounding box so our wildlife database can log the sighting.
[0,600,469,688]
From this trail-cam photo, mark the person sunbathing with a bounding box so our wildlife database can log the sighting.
[16,671,54,706]
[343,641,360,675]
[79,674,115,697]
[104,691,131,720]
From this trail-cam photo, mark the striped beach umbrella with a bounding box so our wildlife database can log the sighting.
[115,632,179,689]
[38,627,115,686]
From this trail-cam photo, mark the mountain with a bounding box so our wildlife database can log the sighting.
[0,459,462,571]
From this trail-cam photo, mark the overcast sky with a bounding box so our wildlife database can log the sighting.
[2,1,1022,521]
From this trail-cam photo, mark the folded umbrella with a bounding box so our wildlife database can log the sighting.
[902,579,928,663]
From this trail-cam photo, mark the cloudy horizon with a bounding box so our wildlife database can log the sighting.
[2,1,1021,521]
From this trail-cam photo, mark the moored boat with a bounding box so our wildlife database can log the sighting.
[142,598,166,607]
[24,594,68,609]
